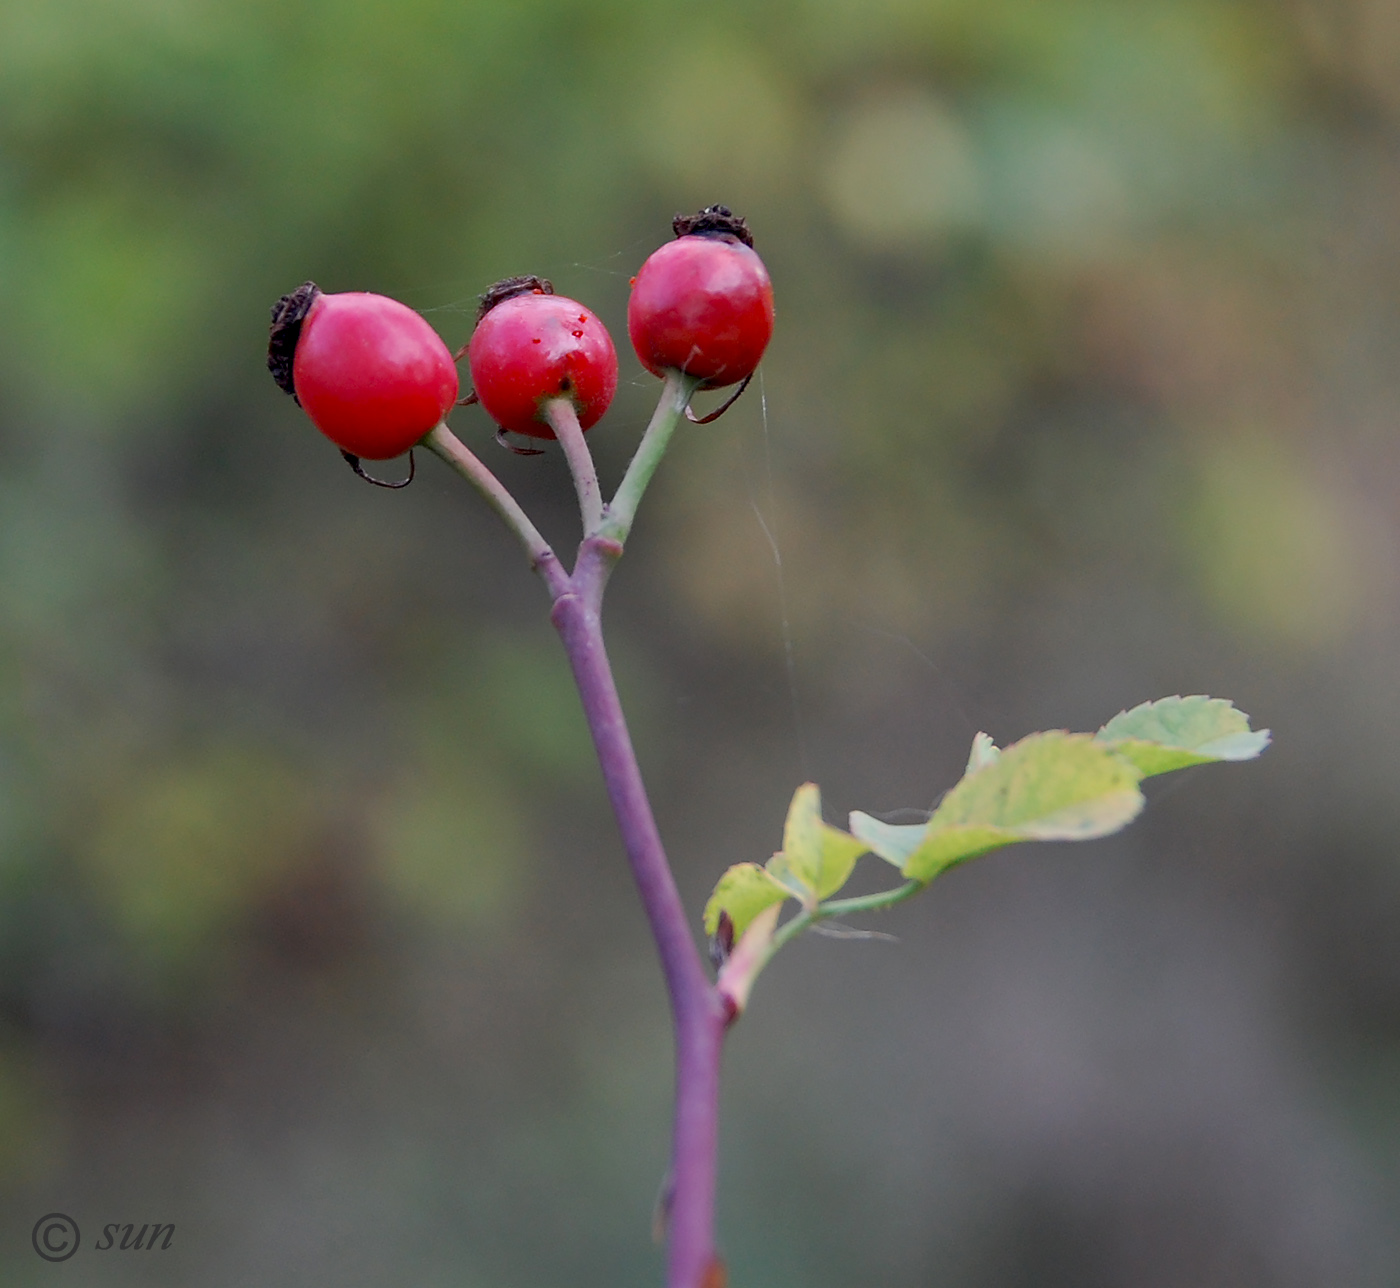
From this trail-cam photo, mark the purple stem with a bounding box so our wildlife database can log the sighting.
[551,538,727,1288]
[429,413,726,1284]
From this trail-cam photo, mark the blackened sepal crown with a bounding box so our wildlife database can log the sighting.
[267,282,321,402]
[477,275,554,324]
[672,205,753,248]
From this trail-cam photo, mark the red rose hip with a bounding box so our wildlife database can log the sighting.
[628,206,774,389]
[268,284,458,460]
[467,277,618,441]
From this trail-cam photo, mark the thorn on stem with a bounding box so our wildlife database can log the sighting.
[341,450,415,488]
[700,1257,728,1288]
[651,1168,674,1245]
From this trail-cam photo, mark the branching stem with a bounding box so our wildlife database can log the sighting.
[423,423,568,597]
[431,382,724,1287]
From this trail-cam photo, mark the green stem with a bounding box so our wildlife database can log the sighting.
[769,880,925,958]
[544,398,603,535]
[423,423,567,596]
[817,880,926,918]
[599,371,700,545]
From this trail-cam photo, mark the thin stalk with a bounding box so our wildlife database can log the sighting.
[550,587,724,1288]
[544,398,603,534]
[600,371,700,545]
[768,880,925,961]
[423,424,568,597]
[813,879,926,919]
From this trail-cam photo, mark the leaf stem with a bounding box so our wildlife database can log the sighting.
[544,398,603,534]
[768,880,925,959]
[816,879,926,919]
[600,371,700,545]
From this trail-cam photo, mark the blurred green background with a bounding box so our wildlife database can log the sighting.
[2,0,1399,1283]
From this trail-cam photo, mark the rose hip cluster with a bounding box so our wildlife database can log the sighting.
[268,206,774,461]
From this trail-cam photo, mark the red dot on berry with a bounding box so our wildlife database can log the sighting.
[467,284,618,439]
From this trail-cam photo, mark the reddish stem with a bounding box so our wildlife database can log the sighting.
[553,537,727,1288]
[427,406,724,1285]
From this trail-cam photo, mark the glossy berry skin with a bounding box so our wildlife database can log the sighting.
[468,293,618,439]
[292,292,458,460]
[628,235,774,388]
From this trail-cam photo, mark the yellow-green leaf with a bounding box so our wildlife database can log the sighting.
[1096,696,1271,777]
[703,862,791,939]
[769,782,869,904]
[900,731,1144,882]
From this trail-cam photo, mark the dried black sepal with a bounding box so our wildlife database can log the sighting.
[267,282,321,402]
[477,275,553,324]
[672,205,754,248]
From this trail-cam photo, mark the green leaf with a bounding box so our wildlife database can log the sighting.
[900,731,1145,882]
[965,731,1000,774]
[768,782,869,905]
[703,863,790,939]
[848,812,927,870]
[1096,696,1271,777]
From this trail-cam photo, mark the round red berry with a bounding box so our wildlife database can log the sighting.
[270,285,458,460]
[628,208,774,389]
[467,280,618,440]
